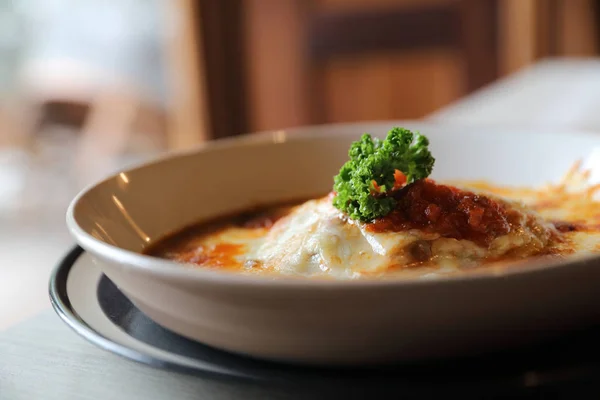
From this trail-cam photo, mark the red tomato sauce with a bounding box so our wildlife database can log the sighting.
[367,179,515,247]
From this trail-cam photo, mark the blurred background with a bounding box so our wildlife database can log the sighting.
[1,0,598,212]
[0,0,598,194]
[1,0,600,327]
[0,0,598,154]
[0,0,597,192]
[1,0,599,150]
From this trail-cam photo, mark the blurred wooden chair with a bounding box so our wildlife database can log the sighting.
[166,0,499,142]
[164,0,600,146]
[240,0,501,132]
[21,0,600,153]
[309,0,500,124]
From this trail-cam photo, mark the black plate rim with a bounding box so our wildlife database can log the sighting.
[48,245,269,383]
[48,245,600,392]
[48,246,447,388]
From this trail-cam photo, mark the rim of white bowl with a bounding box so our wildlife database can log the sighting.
[66,120,600,288]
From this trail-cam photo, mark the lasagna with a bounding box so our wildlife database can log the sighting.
[146,161,600,280]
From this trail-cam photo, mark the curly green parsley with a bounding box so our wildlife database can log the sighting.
[332,127,435,222]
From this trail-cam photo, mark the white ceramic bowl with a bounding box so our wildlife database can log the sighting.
[67,121,600,366]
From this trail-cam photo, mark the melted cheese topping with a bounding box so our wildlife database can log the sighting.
[247,193,560,279]
[147,162,600,280]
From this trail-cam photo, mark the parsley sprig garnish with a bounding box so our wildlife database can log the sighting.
[332,127,435,221]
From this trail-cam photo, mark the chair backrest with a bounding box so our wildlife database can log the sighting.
[128,0,600,147]
[304,0,499,124]
[236,0,500,135]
